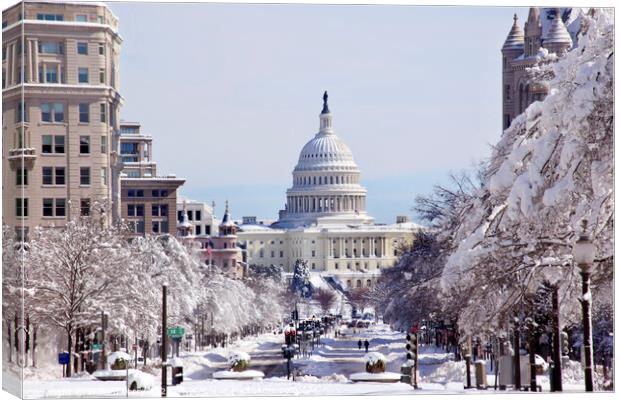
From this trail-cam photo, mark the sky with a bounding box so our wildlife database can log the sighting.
[109,2,530,223]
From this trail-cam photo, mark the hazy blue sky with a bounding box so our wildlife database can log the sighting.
[109,2,529,223]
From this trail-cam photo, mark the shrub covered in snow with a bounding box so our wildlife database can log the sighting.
[128,370,154,391]
[227,351,251,372]
[107,351,131,370]
[364,352,387,373]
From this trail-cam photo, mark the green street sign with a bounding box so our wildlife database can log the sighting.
[92,344,102,351]
[167,326,185,338]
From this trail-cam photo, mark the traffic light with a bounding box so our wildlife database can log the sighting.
[406,333,418,362]
[561,331,569,355]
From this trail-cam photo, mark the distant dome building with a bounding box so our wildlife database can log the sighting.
[274,92,373,228]
[238,93,420,290]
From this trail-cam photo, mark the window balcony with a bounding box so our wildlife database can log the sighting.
[8,148,37,170]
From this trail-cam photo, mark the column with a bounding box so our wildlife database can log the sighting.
[370,237,375,257]
[33,39,39,82]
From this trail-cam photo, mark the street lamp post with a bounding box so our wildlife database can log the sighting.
[572,220,596,392]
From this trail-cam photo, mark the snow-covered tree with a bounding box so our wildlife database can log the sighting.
[26,217,131,377]
[439,8,613,337]
[290,259,312,298]
[314,288,336,315]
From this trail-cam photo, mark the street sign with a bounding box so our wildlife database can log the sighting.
[58,352,70,365]
[167,326,185,338]
[92,343,102,351]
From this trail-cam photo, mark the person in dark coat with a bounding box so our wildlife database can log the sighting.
[364,340,370,352]
[358,339,362,350]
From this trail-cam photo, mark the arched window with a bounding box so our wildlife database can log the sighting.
[356,280,362,288]
[313,176,316,185]
[366,279,372,287]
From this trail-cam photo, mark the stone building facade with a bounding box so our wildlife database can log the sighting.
[502,8,582,130]
[2,1,123,239]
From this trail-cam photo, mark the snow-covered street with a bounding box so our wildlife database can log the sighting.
[3,322,593,398]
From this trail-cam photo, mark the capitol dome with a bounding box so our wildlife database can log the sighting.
[273,92,374,229]
[295,129,358,171]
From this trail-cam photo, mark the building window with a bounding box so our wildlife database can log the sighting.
[37,14,64,21]
[75,14,88,22]
[16,198,28,217]
[195,225,202,235]
[99,69,105,84]
[271,250,275,257]
[42,167,65,185]
[55,167,65,185]
[80,167,90,185]
[78,68,89,84]
[177,210,183,221]
[80,136,90,153]
[127,204,144,217]
[280,251,284,258]
[152,204,168,217]
[311,250,315,257]
[41,64,59,83]
[128,189,144,197]
[43,198,65,217]
[259,249,264,258]
[79,103,90,123]
[80,199,91,216]
[335,263,339,269]
[77,42,88,55]
[97,15,104,24]
[41,102,64,122]
[504,84,510,100]
[42,167,53,185]
[98,43,105,55]
[16,102,27,122]
[97,137,107,155]
[99,104,106,123]
[311,263,315,270]
[16,168,27,186]
[101,167,107,185]
[195,210,201,220]
[56,199,66,217]
[187,211,193,221]
[38,41,63,54]
[152,220,168,234]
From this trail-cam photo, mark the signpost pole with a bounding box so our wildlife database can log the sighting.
[161,284,168,398]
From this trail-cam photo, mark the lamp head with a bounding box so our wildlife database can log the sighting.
[572,219,596,269]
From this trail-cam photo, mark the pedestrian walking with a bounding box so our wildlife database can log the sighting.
[364,340,369,352]
[358,339,362,350]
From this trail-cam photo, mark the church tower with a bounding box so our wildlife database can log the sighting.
[501,14,524,130]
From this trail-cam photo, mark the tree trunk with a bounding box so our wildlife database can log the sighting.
[32,325,37,368]
[66,328,73,377]
[7,320,12,363]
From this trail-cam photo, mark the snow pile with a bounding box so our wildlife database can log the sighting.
[127,370,154,391]
[295,374,349,383]
[424,360,465,384]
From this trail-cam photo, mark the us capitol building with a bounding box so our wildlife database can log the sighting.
[237,93,419,289]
